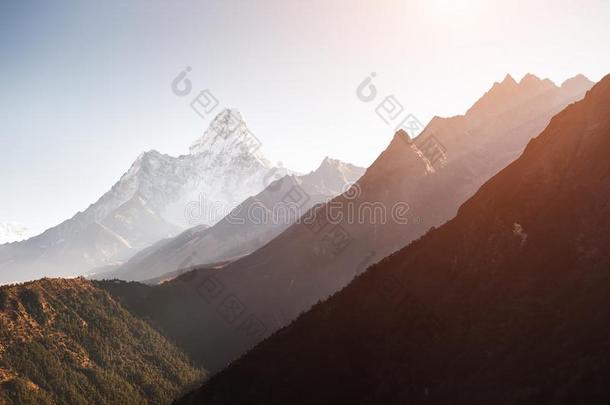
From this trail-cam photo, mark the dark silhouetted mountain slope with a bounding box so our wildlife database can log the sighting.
[179,75,610,404]
[104,74,593,375]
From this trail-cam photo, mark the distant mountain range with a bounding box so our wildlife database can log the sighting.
[178,74,610,404]
[95,157,364,282]
[100,73,594,374]
[205,73,594,331]
[0,278,203,404]
[0,109,278,284]
[1,72,606,405]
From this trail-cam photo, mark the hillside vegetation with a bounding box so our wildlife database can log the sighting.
[0,278,204,404]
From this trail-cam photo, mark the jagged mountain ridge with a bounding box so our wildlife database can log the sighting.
[0,109,276,284]
[179,74,610,404]
[95,157,365,282]
[115,73,593,374]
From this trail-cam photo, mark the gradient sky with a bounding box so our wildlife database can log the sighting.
[1,0,609,235]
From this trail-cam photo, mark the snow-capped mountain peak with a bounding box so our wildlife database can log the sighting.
[189,108,271,166]
[0,109,281,283]
[87,109,276,229]
[0,222,32,244]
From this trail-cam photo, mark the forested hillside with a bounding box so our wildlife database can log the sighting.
[0,278,204,404]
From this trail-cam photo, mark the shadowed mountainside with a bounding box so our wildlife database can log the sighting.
[99,74,595,375]
[179,74,610,404]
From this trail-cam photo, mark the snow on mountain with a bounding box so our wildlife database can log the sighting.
[95,156,365,282]
[87,109,273,229]
[0,222,32,244]
[181,73,610,404]
[0,109,278,284]
[142,73,593,374]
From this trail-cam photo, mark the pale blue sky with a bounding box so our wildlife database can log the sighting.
[1,0,609,235]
